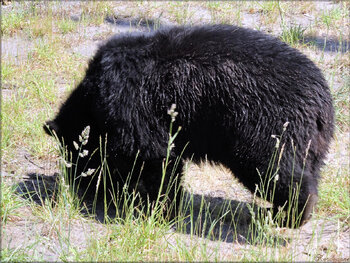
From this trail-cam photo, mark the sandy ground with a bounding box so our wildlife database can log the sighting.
[1,1,349,261]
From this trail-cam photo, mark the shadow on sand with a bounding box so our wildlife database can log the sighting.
[104,15,169,31]
[16,172,287,245]
[104,15,350,54]
[304,34,349,53]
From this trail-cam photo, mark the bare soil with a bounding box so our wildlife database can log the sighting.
[1,1,349,261]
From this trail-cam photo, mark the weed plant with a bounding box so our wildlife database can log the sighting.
[18,107,322,260]
[280,25,306,46]
[2,1,349,261]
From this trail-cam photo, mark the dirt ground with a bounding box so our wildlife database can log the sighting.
[1,1,349,261]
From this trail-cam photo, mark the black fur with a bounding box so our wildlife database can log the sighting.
[44,25,334,226]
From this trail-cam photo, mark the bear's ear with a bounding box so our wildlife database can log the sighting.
[43,120,59,137]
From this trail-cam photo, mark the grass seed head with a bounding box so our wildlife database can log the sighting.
[61,158,72,168]
[79,149,89,158]
[79,126,90,145]
[73,141,79,150]
[167,103,178,122]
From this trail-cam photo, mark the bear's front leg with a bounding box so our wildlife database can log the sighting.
[140,159,184,220]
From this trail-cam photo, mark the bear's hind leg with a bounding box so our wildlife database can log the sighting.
[271,167,319,227]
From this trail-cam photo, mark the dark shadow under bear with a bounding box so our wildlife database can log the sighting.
[44,25,334,227]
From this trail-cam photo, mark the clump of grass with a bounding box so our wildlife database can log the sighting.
[57,18,78,34]
[257,1,280,14]
[280,24,306,46]
[204,1,247,25]
[318,131,350,223]
[1,23,85,158]
[80,2,114,26]
[1,66,59,158]
[247,123,302,238]
[26,16,53,39]
[38,105,186,260]
[78,207,171,261]
[320,7,343,31]
[1,183,25,224]
[332,77,350,131]
[167,1,193,25]
[1,10,26,36]
[0,245,40,262]
[255,1,280,25]
[277,1,306,47]
[318,165,350,223]
[280,1,315,16]
[1,62,16,80]
[2,1,349,261]
[28,40,59,68]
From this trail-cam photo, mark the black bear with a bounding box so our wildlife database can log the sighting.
[44,25,334,226]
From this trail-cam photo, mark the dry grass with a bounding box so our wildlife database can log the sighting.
[1,1,349,261]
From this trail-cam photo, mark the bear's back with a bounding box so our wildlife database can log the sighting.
[86,25,333,146]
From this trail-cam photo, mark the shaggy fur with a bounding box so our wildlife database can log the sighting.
[44,25,334,226]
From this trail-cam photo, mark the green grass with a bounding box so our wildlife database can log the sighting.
[0,245,41,262]
[77,218,171,261]
[320,7,344,31]
[2,66,65,158]
[255,0,280,25]
[1,62,16,80]
[1,10,26,36]
[280,25,306,46]
[1,27,85,158]
[332,77,350,131]
[257,1,280,14]
[57,18,78,35]
[205,1,247,25]
[26,16,54,39]
[167,2,193,25]
[1,184,25,224]
[79,2,115,26]
[319,167,350,223]
[1,1,349,262]
[318,133,350,223]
